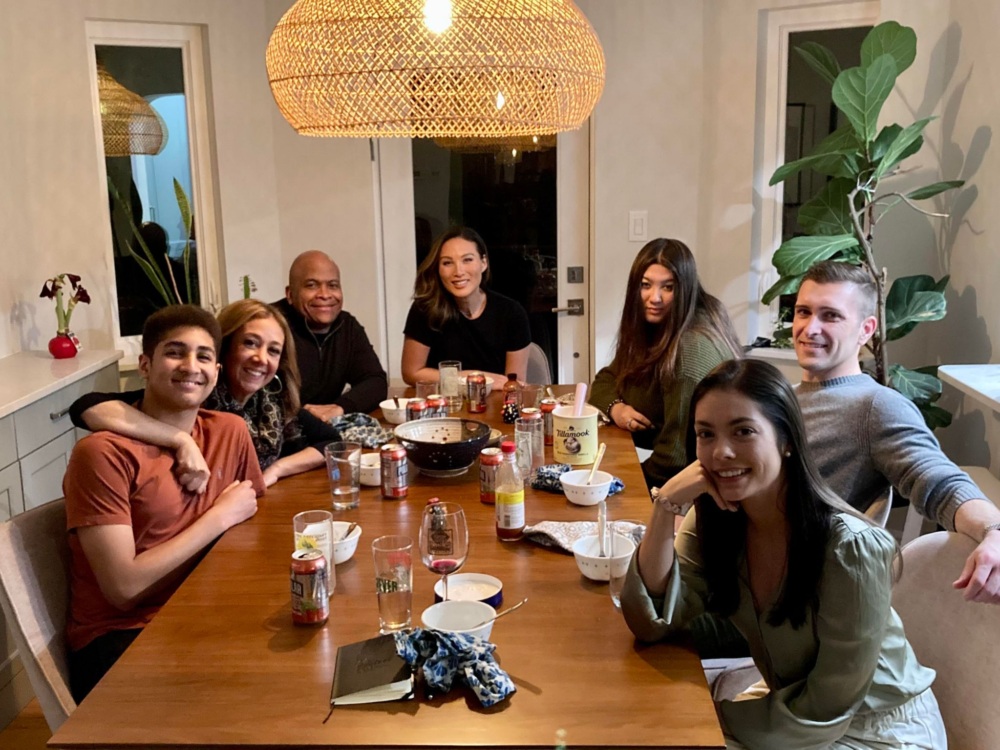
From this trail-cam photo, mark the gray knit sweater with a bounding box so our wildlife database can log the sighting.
[795,374,981,532]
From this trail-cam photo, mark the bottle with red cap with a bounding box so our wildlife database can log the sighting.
[495,440,525,541]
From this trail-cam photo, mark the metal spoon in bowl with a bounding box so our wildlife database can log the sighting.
[474,597,528,628]
[339,522,358,541]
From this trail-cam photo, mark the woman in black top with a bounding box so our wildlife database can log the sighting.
[401,226,531,390]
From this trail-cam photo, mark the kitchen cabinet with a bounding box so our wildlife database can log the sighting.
[0,350,122,730]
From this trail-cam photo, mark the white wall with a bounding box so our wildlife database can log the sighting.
[0,0,282,358]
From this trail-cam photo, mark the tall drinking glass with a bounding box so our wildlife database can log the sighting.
[515,417,544,478]
[438,360,463,413]
[520,383,544,410]
[372,535,413,633]
[293,510,336,596]
[325,441,361,510]
[419,502,469,601]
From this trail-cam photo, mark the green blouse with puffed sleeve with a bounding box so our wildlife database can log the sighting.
[620,510,936,750]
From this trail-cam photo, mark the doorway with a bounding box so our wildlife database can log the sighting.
[376,125,593,386]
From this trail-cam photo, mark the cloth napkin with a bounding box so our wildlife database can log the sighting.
[523,520,646,553]
[330,413,394,448]
[530,463,625,494]
[393,628,516,707]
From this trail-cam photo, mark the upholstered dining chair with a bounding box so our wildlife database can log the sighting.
[525,342,552,385]
[0,499,76,731]
[892,531,1000,750]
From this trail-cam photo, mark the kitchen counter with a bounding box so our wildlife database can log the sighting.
[0,350,123,419]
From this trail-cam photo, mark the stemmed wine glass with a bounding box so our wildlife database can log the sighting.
[419,501,469,601]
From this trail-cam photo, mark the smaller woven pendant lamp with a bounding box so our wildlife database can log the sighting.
[97,64,166,156]
[265,0,605,138]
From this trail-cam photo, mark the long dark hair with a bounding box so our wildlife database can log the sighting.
[412,226,491,331]
[611,239,741,391]
[690,359,874,628]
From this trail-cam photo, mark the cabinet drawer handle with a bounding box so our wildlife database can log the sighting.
[49,407,71,421]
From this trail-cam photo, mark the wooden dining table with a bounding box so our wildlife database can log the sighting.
[49,392,725,749]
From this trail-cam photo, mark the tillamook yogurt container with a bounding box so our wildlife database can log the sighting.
[552,404,599,465]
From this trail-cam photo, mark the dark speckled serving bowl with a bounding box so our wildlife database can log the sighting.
[393,418,491,477]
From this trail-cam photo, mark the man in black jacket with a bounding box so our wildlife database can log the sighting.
[274,250,388,421]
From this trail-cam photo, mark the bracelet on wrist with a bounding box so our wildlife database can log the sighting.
[650,486,692,515]
[606,398,625,419]
[983,521,1000,540]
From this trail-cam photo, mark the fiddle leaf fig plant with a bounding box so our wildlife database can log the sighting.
[763,20,964,430]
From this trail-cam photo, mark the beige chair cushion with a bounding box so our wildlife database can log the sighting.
[0,499,76,731]
[893,531,1000,750]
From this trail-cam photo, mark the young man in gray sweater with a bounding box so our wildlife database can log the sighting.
[793,261,1000,605]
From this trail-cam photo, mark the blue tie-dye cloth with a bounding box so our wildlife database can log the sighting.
[393,628,516,707]
[330,413,394,448]
[530,463,625,495]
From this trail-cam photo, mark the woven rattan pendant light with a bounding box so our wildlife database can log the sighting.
[265,0,605,138]
[97,63,166,156]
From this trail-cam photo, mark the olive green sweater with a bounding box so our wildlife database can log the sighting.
[589,330,736,488]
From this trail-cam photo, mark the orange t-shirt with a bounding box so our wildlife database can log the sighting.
[64,409,265,651]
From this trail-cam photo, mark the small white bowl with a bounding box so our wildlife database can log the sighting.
[380,398,410,424]
[560,469,613,506]
[359,453,381,486]
[330,522,362,564]
[433,572,503,608]
[421,600,496,641]
[571,533,635,582]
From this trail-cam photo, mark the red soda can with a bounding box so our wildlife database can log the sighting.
[406,398,428,421]
[291,549,329,626]
[520,407,542,421]
[466,371,487,413]
[540,398,557,446]
[381,443,409,499]
[479,447,503,504]
[426,394,446,418]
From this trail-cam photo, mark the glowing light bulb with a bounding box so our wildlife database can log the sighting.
[532,135,539,144]
[423,0,452,33]
[511,148,518,157]
[495,90,506,110]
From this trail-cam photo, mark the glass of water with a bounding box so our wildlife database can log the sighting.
[372,535,413,633]
[438,359,462,413]
[325,441,361,510]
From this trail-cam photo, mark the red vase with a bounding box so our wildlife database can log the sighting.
[48,333,78,359]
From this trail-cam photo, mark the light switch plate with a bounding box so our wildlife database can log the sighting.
[567,266,584,283]
[628,210,648,242]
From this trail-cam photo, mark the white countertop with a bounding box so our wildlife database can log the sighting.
[938,364,1000,413]
[0,349,123,419]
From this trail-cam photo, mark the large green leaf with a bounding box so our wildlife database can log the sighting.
[861,21,917,77]
[795,42,841,85]
[797,178,854,235]
[871,124,903,163]
[889,363,942,403]
[772,234,860,276]
[872,117,934,180]
[919,403,953,430]
[808,124,863,178]
[173,179,194,305]
[885,275,948,340]
[769,149,855,187]
[906,180,965,201]
[832,54,898,143]
[761,273,806,305]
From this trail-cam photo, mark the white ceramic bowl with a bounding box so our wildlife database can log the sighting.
[359,452,381,486]
[421,600,496,641]
[330,522,362,564]
[380,398,410,424]
[571,533,636,582]
[433,572,503,607]
[560,469,613,506]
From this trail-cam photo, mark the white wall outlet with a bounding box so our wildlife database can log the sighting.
[628,210,648,242]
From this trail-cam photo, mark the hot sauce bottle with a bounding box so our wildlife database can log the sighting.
[495,440,525,541]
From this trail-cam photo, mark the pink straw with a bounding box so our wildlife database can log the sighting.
[573,382,587,417]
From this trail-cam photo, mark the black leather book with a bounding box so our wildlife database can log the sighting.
[330,634,414,706]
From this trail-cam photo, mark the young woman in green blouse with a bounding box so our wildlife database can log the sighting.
[589,238,741,488]
[621,359,946,749]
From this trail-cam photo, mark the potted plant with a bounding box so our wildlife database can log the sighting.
[764,20,964,428]
[40,273,91,358]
